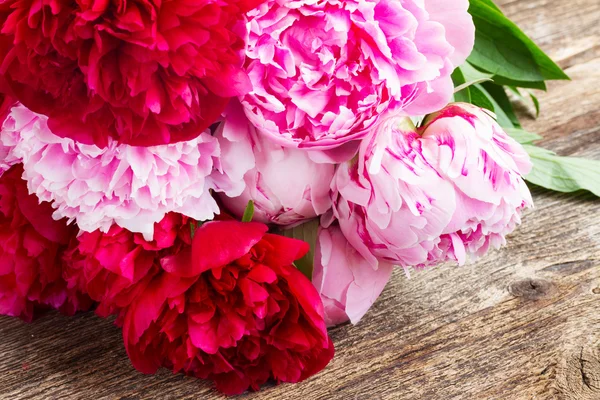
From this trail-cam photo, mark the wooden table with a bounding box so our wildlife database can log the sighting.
[1,1,599,399]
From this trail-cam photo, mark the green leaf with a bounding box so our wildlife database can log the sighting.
[241,200,255,223]
[490,76,547,90]
[190,222,197,239]
[451,68,471,103]
[524,145,600,196]
[507,86,541,118]
[452,66,495,110]
[505,128,543,144]
[481,82,521,128]
[474,83,514,128]
[468,0,569,82]
[477,0,503,12]
[453,87,472,104]
[280,219,319,279]
[454,78,493,95]
[530,93,541,118]
[470,84,495,112]
[452,64,493,97]
[452,65,467,86]
[460,62,494,83]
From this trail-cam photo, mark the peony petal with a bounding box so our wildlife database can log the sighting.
[260,233,310,268]
[313,225,393,326]
[191,221,268,274]
[4,105,231,240]
[217,102,335,226]
[0,0,257,146]
[241,0,474,149]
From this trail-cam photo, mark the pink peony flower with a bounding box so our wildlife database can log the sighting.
[332,104,533,268]
[312,224,393,326]
[0,165,92,321]
[3,105,244,240]
[419,103,533,264]
[0,0,265,147]
[0,94,18,174]
[331,117,456,268]
[216,102,335,226]
[241,0,474,153]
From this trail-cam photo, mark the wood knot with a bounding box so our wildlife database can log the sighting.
[555,346,600,399]
[593,287,600,295]
[508,278,557,300]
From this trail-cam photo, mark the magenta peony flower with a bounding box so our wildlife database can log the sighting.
[216,102,335,226]
[3,105,244,240]
[312,224,393,326]
[241,0,474,153]
[332,105,533,268]
[0,165,92,321]
[419,103,533,264]
[0,0,265,147]
[331,117,456,268]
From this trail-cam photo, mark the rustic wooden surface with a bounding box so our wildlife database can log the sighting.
[1,1,599,399]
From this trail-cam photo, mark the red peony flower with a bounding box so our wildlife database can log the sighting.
[65,215,334,394]
[124,220,334,395]
[0,165,92,321]
[62,213,190,318]
[0,0,263,147]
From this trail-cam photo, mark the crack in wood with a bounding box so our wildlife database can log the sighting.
[579,347,593,390]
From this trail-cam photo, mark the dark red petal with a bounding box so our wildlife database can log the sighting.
[279,264,328,339]
[203,65,252,97]
[214,371,251,396]
[260,234,310,267]
[0,92,16,123]
[127,273,196,342]
[188,318,220,354]
[191,221,268,275]
[299,337,335,382]
[239,277,269,306]
[122,314,162,375]
[14,169,73,244]
[246,264,277,284]
[160,247,195,277]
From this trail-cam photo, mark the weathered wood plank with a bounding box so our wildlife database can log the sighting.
[1,0,599,399]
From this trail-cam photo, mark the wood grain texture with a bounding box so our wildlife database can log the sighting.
[1,0,599,399]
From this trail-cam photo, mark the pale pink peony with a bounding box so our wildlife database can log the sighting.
[0,95,19,174]
[419,103,533,264]
[312,224,393,326]
[331,117,457,268]
[216,102,335,225]
[2,105,245,240]
[0,135,19,175]
[241,0,474,153]
[331,104,533,268]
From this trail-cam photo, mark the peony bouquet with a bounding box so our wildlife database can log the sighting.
[0,0,598,395]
